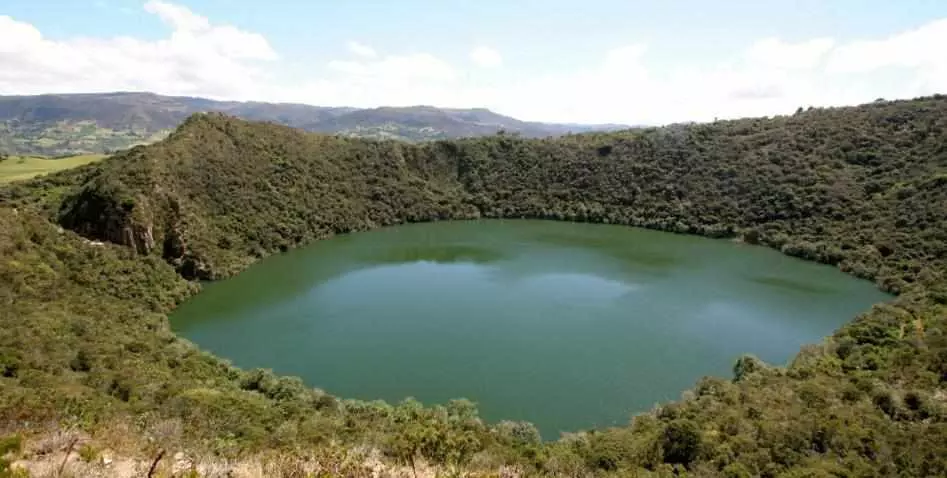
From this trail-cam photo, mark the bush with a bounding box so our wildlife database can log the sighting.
[495,421,541,446]
[660,420,701,467]
[733,355,768,382]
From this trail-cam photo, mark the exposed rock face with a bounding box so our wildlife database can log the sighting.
[59,184,156,255]
[58,183,220,280]
[124,221,155,255]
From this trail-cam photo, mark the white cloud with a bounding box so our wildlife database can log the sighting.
[0,2,276,99]
[347,41,377,59]
[827,19,947,73]
[470,46,502,68]
[1,3,946,125]
[328,53,456,83]
[291,52,462,107]
[144,0,209,32]
[745,38,834,70]
[482,18,947,124]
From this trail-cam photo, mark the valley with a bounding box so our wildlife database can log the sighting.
[0,93,627,156]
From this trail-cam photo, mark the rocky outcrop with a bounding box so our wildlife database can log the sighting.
[59,181,157,255]
[58,179,220,279]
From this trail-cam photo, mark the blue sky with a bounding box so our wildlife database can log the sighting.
[2,1,946,123]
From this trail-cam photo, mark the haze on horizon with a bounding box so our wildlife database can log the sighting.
[1,0,946,125]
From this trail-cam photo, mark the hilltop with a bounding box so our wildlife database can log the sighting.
[0,96,945,476]
[0,92,627,156]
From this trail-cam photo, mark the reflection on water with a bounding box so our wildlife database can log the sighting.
[750,275,836,294]
[360,243,506,266]
[171,219,891,438]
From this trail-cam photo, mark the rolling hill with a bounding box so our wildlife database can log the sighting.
[0,92,628,156]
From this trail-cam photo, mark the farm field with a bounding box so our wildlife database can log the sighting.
[0,153,107,183]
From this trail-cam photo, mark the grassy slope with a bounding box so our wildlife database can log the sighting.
[1,98,947,476]
[0,154,108,184]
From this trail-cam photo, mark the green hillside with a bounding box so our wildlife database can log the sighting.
[0,96,946,476]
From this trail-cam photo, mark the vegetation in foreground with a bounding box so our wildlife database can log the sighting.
[1,95,946,477]
[0,154,108,184]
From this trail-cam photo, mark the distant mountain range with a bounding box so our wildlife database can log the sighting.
[0,92,629,156]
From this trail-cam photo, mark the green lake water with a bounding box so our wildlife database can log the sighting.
[170,220,890,437]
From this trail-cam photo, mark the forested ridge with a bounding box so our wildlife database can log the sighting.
[1,96,946,477]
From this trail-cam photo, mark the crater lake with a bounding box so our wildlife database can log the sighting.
[170,220,890,437]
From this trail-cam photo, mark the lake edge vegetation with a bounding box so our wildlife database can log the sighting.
[1,95,946,477]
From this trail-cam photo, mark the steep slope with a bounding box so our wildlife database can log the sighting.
[50,98,947,292]
[1,96,946,476]
[53,113,478,279]
[0,92,625,155]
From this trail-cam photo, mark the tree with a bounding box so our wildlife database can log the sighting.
[385,398,486,477]
[388,399,428,478]
[733,355,768,382]
[661,419,702,467]
[496,420,542,446]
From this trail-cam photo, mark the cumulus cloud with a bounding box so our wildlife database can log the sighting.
[0,1,276,99]
[487,18,947,124]
[470,46,503,68]
[347,41,377,59]
[328,53,456,84]
[286,52,463,108]
[1,2,946,125]
[745,38,834,70]
[827,19,947,73]
[144,0,209,31]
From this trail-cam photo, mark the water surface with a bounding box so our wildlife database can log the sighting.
[171,220,889,437]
